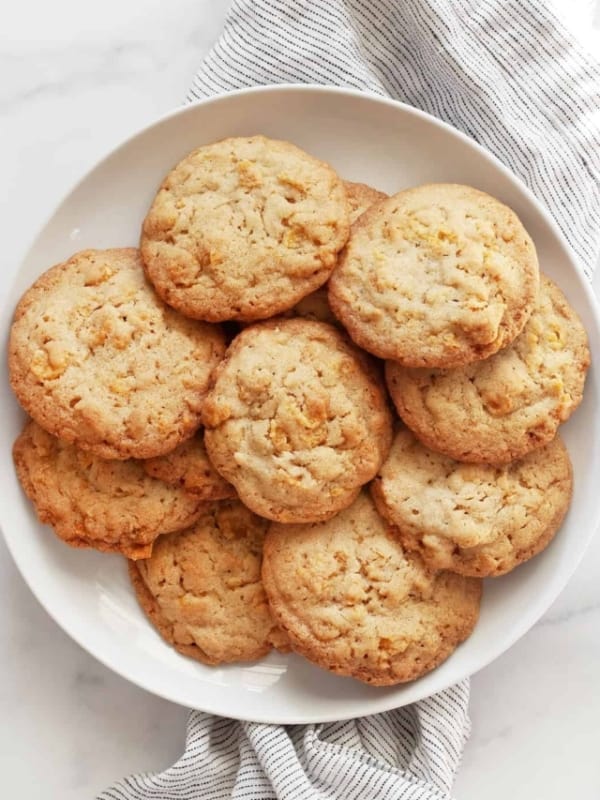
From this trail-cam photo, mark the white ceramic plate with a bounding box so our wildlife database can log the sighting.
[1,85,599,724]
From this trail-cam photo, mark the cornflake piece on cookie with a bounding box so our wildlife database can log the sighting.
[386,275,590,463]
[9,248,226,460]
[13,421,207,559]
[371,428,573,577]
[140,136,349,322]
[329,183,539,367]
[203,319,392,523]
[262,492,481,685]
[129,500,288,664]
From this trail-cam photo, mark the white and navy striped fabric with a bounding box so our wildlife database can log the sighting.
[100,2,600,798]
[99,682,470,800]
[188,0,600,278]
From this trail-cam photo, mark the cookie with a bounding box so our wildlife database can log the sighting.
[203,319,392,523]
[386,275,590,463]
[285,182,389,326]
[329,183,539,367]
[371,428,573,577]
[143,430,235,500]
[344,180,388,224]
[129,500,288,665]
[9,248,226,460]
[287,286,339,326]
[13,421,206,559]
[262,492,481,685]
[140,136,349,322]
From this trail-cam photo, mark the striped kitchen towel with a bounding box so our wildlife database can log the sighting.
[189,0,600,279]
[100,1,600,799]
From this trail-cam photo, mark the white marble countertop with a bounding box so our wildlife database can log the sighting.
[1,1,599,797]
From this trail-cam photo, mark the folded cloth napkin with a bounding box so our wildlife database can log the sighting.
[99,2,600,798]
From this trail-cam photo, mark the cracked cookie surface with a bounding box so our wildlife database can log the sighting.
[129,499,288,665]
[385,275,590,463]
[203,319,392,523]
[329,183,539,367]
[9,248,226,459]
[140,136,349,322]
[262,492,481,685]
[143,430,235,500]
[371,428,573,577]
[13,421,206,559]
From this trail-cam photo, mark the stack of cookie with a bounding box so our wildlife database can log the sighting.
[9,136,590,686]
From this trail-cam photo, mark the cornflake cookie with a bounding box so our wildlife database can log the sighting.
[344,180,388,225]
[288,286,339,326]
[143,431,235,501]
[203,319,392,523]
[9,248,225,460]
[140,136,349,322]
[263,492,481,685]
[13,421,206,559]
[329,183,539,367]
[371,428,573,577]
[386,275,590,464]
[129,500,288,665]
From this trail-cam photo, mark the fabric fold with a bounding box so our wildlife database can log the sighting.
[99,692,471,799]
